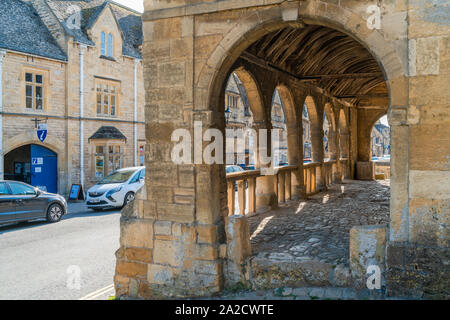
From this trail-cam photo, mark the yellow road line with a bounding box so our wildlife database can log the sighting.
[79,284,115,300]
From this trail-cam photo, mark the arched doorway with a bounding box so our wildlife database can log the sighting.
[370,115,391,180]
[4,144,58,193]
[270,89,288,166]
[119,0,420,300]
[206,17,392,287]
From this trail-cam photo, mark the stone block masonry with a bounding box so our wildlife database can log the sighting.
[113,0,450,299]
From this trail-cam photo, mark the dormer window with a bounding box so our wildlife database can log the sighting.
[100,31,114,58]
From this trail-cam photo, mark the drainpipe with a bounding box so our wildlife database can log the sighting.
[0,50,6,180]
[133,59,139,167]
[79,44,87,190]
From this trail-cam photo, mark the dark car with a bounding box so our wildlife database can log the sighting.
[0,181,67,225]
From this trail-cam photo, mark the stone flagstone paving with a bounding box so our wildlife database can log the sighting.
[248,179,390,267]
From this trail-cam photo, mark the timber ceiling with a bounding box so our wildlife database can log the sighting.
[243,25,389,108]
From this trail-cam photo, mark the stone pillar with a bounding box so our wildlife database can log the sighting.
[223,215,252,289]
[356,161,375,180]
[287,122,302,200]
[328,130,338,160]
[310,103,325,190]
[254,120,278,212]
[253,76,279,211]
[387,108,409,243]
[350,225,388,291]
[114,14,225,299]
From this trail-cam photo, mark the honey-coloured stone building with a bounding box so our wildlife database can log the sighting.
[114,0,449,299]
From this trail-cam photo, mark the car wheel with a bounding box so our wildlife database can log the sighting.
[47,203,64,223]
[123,192,135,207]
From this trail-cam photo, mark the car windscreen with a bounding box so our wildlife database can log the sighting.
[98,170,136,184]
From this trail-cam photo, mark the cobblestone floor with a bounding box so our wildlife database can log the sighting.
[248,179,391,267]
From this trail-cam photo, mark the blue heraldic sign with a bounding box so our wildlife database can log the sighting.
[37,123,48,143]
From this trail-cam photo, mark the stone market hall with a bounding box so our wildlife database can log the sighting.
[114,0,449,300]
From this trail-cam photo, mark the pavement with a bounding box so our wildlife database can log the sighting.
[0,202,121,300]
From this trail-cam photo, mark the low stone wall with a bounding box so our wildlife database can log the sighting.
[250,253,352,289]
[375,162,391,179]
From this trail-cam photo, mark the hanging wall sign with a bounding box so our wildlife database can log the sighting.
[37,123,48,143]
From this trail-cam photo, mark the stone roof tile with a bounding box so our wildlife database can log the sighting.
[0,0,67,61]
[46,0,142,58]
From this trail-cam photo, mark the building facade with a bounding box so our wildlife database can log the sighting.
[0,0,145,195]
[371,121,390,158]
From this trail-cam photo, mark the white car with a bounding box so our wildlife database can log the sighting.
[86,166,145,211]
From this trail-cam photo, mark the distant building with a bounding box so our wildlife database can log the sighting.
[302,104,312,160]
[323,113,330,160]
[270,91,288,165]
[371,120,390,158]
[224,74,288,166]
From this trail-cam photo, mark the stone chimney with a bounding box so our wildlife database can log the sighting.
[30,0,68,54]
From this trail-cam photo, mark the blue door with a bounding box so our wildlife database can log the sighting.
[30,145,58,194]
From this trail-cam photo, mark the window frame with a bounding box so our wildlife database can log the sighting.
[95,79,120,117]
[0,182,11,196]
[108,33,114,57]
[108,145,122,175]
[8,182,36,196]
[90,141,125,181]
[101,31,107,56]
[24,69,47,111]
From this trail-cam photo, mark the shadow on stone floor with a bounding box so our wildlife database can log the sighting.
[248,179,391,267]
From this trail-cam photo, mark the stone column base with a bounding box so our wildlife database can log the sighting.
[349,225,388,290]
[356,161,375,180]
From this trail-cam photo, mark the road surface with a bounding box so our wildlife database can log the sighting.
[0,204,120,300]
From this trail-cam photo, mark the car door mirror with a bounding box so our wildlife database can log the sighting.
[35,189,41,197]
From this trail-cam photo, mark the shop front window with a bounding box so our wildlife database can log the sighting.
[108,145,122,174]
[92,144,123,179]
[95,146,105,179]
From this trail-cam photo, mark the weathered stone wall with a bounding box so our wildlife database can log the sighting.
[115,0,449,299]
